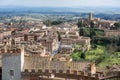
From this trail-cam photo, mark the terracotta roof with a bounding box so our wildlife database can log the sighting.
[23,56,89,72]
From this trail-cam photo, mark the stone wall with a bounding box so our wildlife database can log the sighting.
[22,69,99,80]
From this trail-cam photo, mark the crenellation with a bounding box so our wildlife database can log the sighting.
[84,72,89,76]
[88,73,92,77]
[70,70,75,74]
[21,69,101,79]
[0,49,5,53]
[52,69,56,73]
[24,69,29,73]
[22,69,88,75]
[7,49,21,54]
[31,69,36,73]
[21,68,119,79]
[38,69,42,73]
[81,71,84,76]
[59,70,63,73]
[66,70,70,74]
[45,69,49,73]
[73,70,77,75]
[0,48,21,55]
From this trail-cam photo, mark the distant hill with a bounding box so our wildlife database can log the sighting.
[0,6,120,20]
[0,6,120,14]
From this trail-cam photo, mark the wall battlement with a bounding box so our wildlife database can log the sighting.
[0,48,21,54]
[22,69,120,80]
[22,69,99,78]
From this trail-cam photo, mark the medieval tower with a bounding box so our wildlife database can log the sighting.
[1,45,24,80]
[89,12,93,21]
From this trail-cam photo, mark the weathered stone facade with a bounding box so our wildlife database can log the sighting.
[0,46,24,80]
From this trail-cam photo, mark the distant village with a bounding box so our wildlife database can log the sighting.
[0,13,119,80]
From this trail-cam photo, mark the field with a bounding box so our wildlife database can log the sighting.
[70,45,120,69]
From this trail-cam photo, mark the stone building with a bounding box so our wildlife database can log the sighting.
[78,37,91,51]
[12,33,25,44]
[104,30,120,37]
[89,12,93,21]
[83,12,116,29]
[61,38,75,45]
[59,44,74,54]
[38,37,58,53]
[25,44,47,56]
[24,34,37,42]
[0,29,12,40]
[0,45,24,80]
[60,30,90,53]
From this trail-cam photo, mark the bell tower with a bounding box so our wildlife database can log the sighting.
[89,12,92,21]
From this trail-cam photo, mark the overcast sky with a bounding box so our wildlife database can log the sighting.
[0,0,120,7]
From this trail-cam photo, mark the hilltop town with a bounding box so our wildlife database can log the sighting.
[0,13,119,80]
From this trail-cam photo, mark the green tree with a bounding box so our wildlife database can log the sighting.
[114,22,120,30]
[77,21,85,36]
[79,28,84,36]
[57,31,61,41]
[80,52,86,59]
[90,21,94,28]
[77,21,85,28]
[90,21,95,39]
[51,21,62,25]
[43,20,51,26]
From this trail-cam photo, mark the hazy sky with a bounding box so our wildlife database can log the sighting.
[0,0,120,7]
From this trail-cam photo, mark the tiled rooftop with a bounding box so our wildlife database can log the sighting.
[23,56,89,72]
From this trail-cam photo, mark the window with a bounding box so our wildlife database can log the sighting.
[10,70,14,76]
